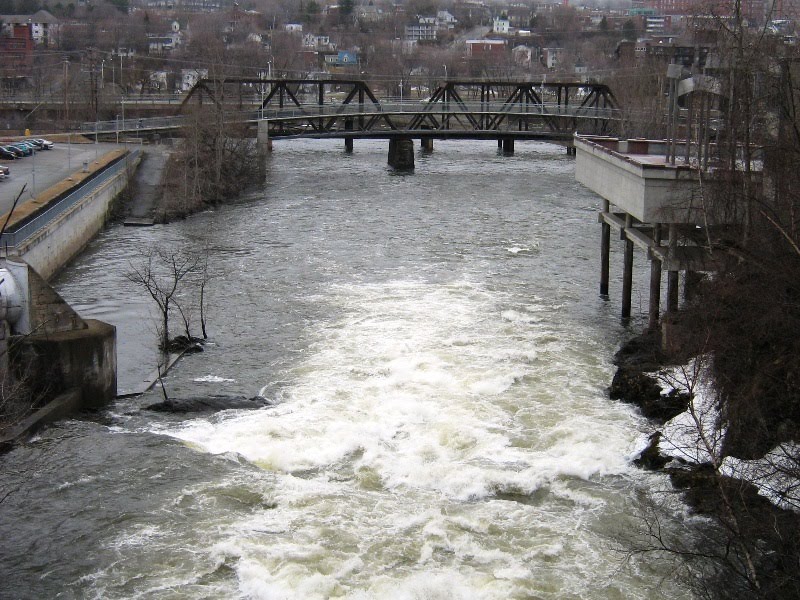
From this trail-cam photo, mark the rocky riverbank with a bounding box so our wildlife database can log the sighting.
[613,331,800,597]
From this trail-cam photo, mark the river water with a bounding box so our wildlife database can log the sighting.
[0,140,692,598]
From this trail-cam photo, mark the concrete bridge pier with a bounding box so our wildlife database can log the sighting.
[344,119,354,152]
[421,137,434,151]
[388,138,414,170]
[499,137,515,155]
[257,119,272,152]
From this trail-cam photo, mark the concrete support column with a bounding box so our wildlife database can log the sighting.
[388,138,414,170]
[502,138,515,155]
[256,119,272,152]
[344,118,354,153]
[667,223,679,313]
[684,270,703,302]
[0,320,8,389]
[600,199,610,297]
[421,137,433,151]
[648,223,662,331]
[622,214,634,320]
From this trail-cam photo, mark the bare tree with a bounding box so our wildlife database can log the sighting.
[125,246,203,351]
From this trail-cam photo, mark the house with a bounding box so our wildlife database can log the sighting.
[405,20,437,41]
[147,35,175,54]
[466,39,506,57]
[512,44,535,67]
[181,67,208,91]
[146,19,184,55]
[149,70,169,91]
[324,50,359,71]
[541,47,563,69]
[284,23,303,34]
[0,23,34,74]
[356,3,382,23]
[0,10,59,46]
[436,10,457,30]
[506,6,533,28]
[493,16,510,34]
[303,33,336,51]
[178,0,229,12]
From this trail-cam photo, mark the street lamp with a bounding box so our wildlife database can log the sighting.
[31,145,35,198]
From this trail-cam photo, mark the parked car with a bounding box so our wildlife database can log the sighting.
[9,142,33,156]
[27,138,53,149]
[0,165,11,176]
[0,146,18,159]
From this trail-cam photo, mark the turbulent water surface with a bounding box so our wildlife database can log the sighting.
[0,140,692,599]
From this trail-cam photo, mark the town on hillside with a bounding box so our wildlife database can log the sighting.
[0,0,798,128]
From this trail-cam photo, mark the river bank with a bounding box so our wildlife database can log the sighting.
[613,331,800,597]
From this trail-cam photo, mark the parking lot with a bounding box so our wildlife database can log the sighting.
[0,140,125,217]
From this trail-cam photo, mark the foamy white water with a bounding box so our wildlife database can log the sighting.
[156,278,675,598]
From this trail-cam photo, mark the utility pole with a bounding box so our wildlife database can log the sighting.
[63,57,69,125]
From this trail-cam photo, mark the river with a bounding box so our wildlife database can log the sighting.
[0,139,693,598]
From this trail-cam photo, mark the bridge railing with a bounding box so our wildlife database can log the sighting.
[0,149,141,250]
[81,100,623,134]
[248,101,622,120]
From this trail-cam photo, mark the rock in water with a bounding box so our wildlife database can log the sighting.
[145,395,273,413]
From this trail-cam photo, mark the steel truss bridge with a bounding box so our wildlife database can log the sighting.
[80,78,619,141]
[180,77,619,140]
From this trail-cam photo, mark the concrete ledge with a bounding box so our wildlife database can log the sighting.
[0,389,80,450]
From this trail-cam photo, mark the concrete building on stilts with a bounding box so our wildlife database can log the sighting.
[574,65,760,340]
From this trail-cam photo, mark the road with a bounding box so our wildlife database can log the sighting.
[0,141,125,216]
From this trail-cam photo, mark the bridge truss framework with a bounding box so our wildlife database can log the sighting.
[181,78,619,140]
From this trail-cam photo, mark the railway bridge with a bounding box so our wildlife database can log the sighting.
[83,77,620,166]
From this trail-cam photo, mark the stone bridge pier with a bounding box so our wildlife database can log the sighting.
[388,138,415,170]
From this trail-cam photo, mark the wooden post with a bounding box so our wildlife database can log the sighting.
[622,214,634,319]
[600,199,610,297]
[648,223,662,330]
[667,223,679,313]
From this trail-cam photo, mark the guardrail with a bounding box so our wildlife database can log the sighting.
[0,148,140,249]
[81,101,622,134]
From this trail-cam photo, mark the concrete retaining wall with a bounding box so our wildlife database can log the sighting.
[13,154,140,280]
[14,319,117,408]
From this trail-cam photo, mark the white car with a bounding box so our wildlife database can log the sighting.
[26,138,54,150]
